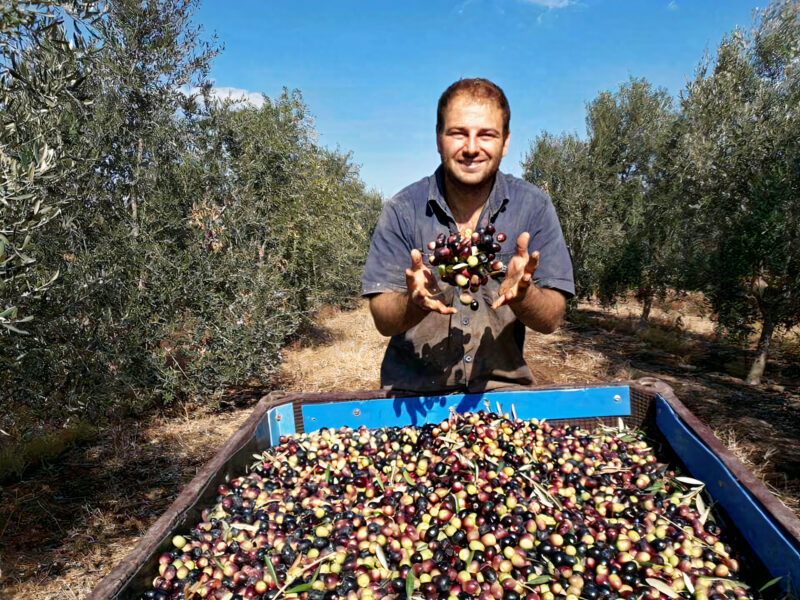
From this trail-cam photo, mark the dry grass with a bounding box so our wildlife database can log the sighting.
[523,326,633,385]
[279,301,386,392]
[714,427,800,515]
[582,291,717,337]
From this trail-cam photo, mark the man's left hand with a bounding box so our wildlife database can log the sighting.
[491,232,539,310]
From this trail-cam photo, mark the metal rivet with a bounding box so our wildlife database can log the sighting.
[613,394,621,403]
[276,414,282,421]
[353,408,361,417]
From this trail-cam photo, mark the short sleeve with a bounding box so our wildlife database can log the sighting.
[361,198,413,296]
[527,194,575,298]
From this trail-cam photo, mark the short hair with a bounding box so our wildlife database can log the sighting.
[436,78,510,136]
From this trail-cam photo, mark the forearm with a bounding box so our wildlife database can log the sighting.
[369,292,430,337]
[508,286,566,333]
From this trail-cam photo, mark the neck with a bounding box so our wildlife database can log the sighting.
[442,170,496,224]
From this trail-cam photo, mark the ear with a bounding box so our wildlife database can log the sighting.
[502,132,510,158]
[436,130,444,155]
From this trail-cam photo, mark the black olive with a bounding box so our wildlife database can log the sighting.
[433,575,452,592]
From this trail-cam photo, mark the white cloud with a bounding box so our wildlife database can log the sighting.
[183,85,266,109]
[667,1,678,10]
[211,86,266,108]
[523,0,571,7]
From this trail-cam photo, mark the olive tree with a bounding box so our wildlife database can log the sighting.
[680,0,800,384]
[2,0,382,423]
[586,78,678,321]
[523,132,607,300]
[524,78,679,315]
[0,2,99,333]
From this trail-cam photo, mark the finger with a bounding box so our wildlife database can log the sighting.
[410,248,424,271]
[425,298,458,314]
[423,268,439,288]
[525,250,540,275]
[515,232,531,258]
[491,295,507,310]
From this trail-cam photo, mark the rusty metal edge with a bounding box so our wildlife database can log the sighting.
[632,377,800,544]
[87,391,288,600]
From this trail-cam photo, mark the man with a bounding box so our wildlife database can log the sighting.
[362,78,574,393]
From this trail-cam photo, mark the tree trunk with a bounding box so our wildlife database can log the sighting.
[640,294,653,323]
[132,137,143,237]
[746,314,775,385]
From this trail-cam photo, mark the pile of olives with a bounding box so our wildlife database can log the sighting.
[143,411,758,600]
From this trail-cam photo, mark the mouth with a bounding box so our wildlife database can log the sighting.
[458,160,484,171]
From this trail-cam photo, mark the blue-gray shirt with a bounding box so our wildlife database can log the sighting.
[362,167,574,393]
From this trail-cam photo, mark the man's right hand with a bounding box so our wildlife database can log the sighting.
[406,249,458,316]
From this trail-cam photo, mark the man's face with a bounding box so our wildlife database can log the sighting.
[437,94,510,189]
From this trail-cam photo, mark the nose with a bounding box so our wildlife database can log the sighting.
[464,133,479,155]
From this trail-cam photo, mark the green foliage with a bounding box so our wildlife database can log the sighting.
[523,77,678,311]
[525,1,799,383]
[0,1,382,429]
[586,78,678,316]
[523,132,608,299]
[679,0,800,382]
[1,1,100,333]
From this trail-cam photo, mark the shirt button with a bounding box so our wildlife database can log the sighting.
[464,355,472,363]
[462,317,470,326]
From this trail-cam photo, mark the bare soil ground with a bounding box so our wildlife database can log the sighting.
[1,295,798,599]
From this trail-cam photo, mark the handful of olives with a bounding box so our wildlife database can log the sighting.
[427,225,507,310]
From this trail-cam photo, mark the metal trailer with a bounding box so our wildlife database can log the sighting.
[89,379,800,600]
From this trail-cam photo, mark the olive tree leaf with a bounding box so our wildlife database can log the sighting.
[405,570,415,600]
[645,578,680,599]
[758,577,783,593]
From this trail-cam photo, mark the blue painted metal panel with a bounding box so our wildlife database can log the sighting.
[656,395,800,588]
[301,387,629,432]
[266,402,296,446]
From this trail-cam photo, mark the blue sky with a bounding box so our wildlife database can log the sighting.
[194,0,760,197]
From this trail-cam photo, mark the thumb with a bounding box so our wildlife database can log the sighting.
[525,250,540,276]
[515,232,531,258]
[410,248,424,271]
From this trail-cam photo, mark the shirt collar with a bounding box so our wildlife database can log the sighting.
[428,166,510,222]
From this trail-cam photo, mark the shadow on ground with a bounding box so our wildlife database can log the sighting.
[0,404,256,599]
